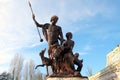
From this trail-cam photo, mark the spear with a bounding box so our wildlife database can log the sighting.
[28,0,43,42]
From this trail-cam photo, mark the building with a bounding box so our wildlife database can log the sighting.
[89,45,120,80]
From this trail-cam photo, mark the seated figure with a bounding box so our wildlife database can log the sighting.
[74,53,83,74]
[62,32,75,71]
[63,32,74,54]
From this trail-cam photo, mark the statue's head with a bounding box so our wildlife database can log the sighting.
[39,48,46,57]
[74,53,79,58]
[66,32,72,39]
[50,15,59,24]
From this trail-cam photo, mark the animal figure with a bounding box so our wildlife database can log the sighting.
[35,48,55,76]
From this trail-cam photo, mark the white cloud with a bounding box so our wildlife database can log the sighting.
[0,66,9,74]
[74,44,93,56]
[28,0,116,35]
[0,0,40,73]
[0,0,111,53]
[0,0,42,53]
[0,53,13,65]
[31,0,113,23]
[32,0,115,34]
[83,45,93,51]
[0,53,14,73]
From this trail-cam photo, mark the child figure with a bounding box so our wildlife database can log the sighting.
[63,32,74,54]
[74,53,83,73]
[62,32,75,70]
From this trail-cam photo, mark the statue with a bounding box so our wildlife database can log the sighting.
[28,1,87,78]
[33,15,64,59]
[34,31,85,77]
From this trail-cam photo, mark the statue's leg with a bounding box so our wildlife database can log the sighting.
[67,54,75,70]
[46,66,49,76]
[77,63,83,72]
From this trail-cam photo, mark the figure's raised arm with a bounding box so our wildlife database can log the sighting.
[32,14,43,28]
[28,0,43,28]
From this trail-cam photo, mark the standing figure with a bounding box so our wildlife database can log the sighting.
[32,14,64,58]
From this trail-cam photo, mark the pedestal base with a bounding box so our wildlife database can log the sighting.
[47,77,89,80]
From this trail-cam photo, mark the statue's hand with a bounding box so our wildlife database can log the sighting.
[32,14,38,26]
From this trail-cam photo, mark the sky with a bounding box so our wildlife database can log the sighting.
[0,0,120,76]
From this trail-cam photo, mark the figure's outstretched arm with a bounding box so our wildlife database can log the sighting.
[28,1,43,28]
[32,14,43,27]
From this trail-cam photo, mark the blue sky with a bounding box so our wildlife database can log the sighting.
[0,0,120,76]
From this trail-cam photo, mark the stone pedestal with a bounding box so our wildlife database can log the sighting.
[47,77,89,80]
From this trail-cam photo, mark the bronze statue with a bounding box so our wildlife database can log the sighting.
[29,1,86,77]
[33,15,64,59]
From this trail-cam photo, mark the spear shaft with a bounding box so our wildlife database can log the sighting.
[28,0,43,42]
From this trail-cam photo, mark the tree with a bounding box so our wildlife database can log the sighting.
[29,59,35,80]
[24,59,36,80]
[24,62,29,80]
[9,54,45,80]
[34,70,44,80]
[9,54,24,80]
